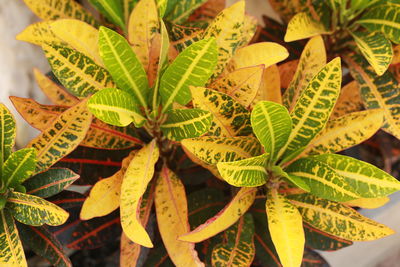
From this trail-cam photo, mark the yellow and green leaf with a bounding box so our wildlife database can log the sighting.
[22,0,98,26]
[0,210,26,267]
[344,197,390,209]
[288,193,394,241]
[285,157,360,202]
[301,109,384,156]
[27,100,92,173]
[283,36,327,111]
[89,0,125,29]
[211,214,255,267]
[350,30,393,76]
[16,21,63,46]
[179,187,256,243]
[80,151,136,220]
[99,26,149,108]
[50,19,103,65]
[284,12,330,42]
[0,104,16,166]
[7,192,69,226]
[170,24,203,53]
[160,38,218,111]
[217,153,269,187]
[210,65,264,107]
[165,0,208,23]
[88,88,146,127]
[279,58,342,161]
[251,101,292,162]
[121,140,159,248]
[42,44,115,98]
[266,188,304,267]
[155,167,204,266]
[4,148,37,188]
[191,87,252,137]
[160,109,212,141]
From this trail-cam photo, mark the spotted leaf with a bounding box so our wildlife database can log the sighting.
[0,104,16,167]
[3,148,37,188]
[284,12,330,42]
[16,21,63,46]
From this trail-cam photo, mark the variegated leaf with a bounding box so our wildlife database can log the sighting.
[99,26,149,108]
[33,68,79,106]
[301,109,384,156]
[285,157,360,202]
[202,1,245,78]
[121,140,159,248]
[165,0,208,23]
[283,36,327,111]
[16,21,63,46]
[170,24,203,52]
[288,193,394,241]
[266,189,304,267]
[3,148,37,188]
[50,19,102,65]
[128,0,159,69]
[330,81,363,119]
[27,100,92,173]
[42,44,115,98]
[251,101,292,162]
[7,192,69,226]
[279,58,342,161]
[160,109,212,141]
[22,0,98,26]
[284,12,330,42]
[160,38,217,111]
[211,214,255,267]
[180,187,256,243]
[344,197,389,209]
[0,104,16,167]
[89,0,125,30]
[228,42,289,71]
[191,87,252,137]
[239,15,258,48]
[217,153,269,187]
[210,65,264,107]
[88,88,146,127]
[155,167,204,266]
[357,4,400,44]
[351,30,393,76]
[310,154,400,198]
[0,210,26,267]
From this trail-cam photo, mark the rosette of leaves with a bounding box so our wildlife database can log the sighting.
[182,56,400,266]
[0,105,79,267]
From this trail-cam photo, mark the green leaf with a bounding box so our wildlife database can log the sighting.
[7,192,69,226]
[160,38,218,112]
[279,58,342,161]
[0,210,26,267]
[42,44,115,98]
[165,0,208,23]
[99,26,149,108]
[217,153,269,187]
[160,109,212,141]
[0,104,16,167]
[310,154,400,198]
[23,168,79,198]
[211,214,255,267]
[89,0,125,30]
[18,224,71,267]
[251,101,292,162]
[357,4,400,44]
[350,30,393,75]
[285,157,360,202]
[3,148,36,188]
[88,88,146,127]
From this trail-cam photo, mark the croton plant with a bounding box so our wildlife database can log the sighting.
[3,0,400,266]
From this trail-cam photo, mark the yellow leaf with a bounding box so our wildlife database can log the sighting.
[80,151,136,220]
[128,0,160,69]
[33,68,79,106]
[228,42,289,71]
[252,64,282,106]
[344,197,389,209]
[284,12,330,42]
[179,187,257,243]
[266,189,304,267]
[16,21,63,46]
[50,19,103,65]
[27,100,92,173]
[210,65,264,107]
[330,81,364,119]
[155,167,204,267]
[120,140,159,248]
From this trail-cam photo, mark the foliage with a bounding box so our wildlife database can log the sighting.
[8,0,400,266]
